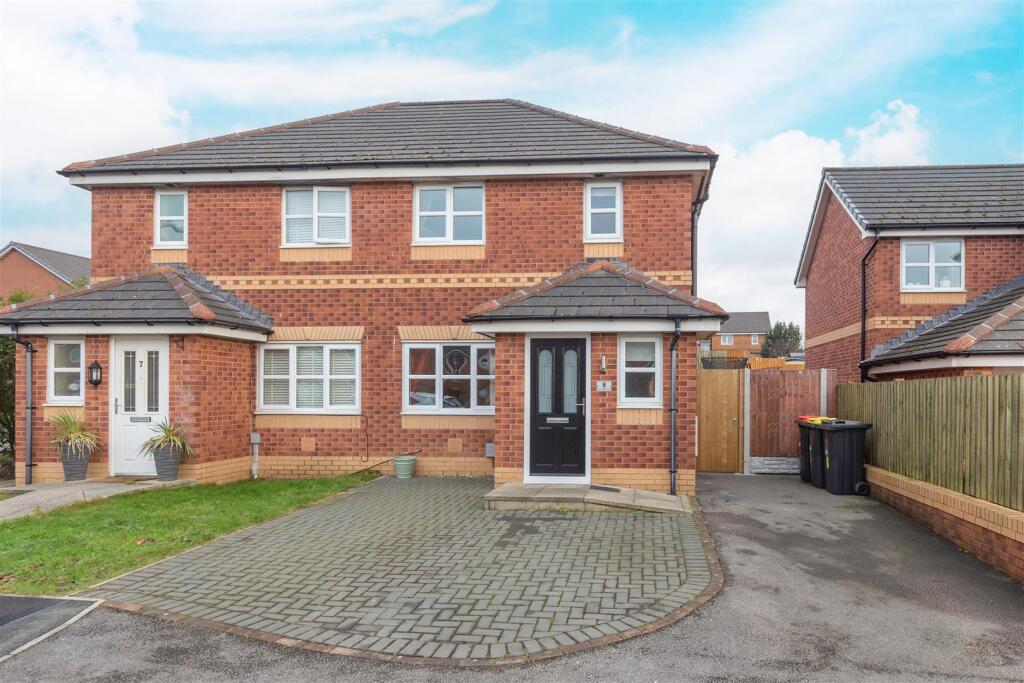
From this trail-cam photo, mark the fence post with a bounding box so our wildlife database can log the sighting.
[743,367,751,474]
[819,368,829,415]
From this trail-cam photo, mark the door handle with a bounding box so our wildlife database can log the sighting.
[114,398,119,415]
[577,402,586,416]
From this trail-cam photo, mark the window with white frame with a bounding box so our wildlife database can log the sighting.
[258,343,360,412]
[618,336,662,406]
[720,334,734,345]
[48,339,84,405]
[403,342,495,413]
[751,335,759,345]
[283,187,351,245]
[155,191,187,246]
[901,239,964,291]
[414,185,484,243]
[584,181,623,242]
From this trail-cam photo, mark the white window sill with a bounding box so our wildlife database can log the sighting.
[45,399,85,407]
[411,241,486,247]
[583,238,624,244]
[899,287,966,293]
[617,403,662,409]
[279,243,351,249]
[255,409,360,415]
[152,244,188,250]
[402,409,496,416]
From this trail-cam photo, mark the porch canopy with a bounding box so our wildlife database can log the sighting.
[464,259,727,333]
[0,264,272,340]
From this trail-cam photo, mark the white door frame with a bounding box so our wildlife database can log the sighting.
[522,333,592,485]
[108,336,170,476]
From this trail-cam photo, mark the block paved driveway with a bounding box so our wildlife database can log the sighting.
[81,477,710,662]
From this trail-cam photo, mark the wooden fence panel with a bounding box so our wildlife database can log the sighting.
[836,374,1024,511]
[750,370,828,457]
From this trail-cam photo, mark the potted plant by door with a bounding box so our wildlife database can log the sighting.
[50,411,100,481]
[140,420,195,481]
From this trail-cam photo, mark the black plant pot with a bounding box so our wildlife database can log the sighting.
[153,445,181,481]
[60,444,91,481]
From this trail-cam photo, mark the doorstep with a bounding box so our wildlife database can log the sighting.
[484,483,692,513]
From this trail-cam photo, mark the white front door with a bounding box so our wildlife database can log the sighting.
[110,338,169,476]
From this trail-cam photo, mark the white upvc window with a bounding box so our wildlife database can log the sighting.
[154,190,187,246]
[751,335,759,345]
[901,239,965,291]
[282,187,351,246]
[403,342,495,413]
[618,336,662,407]
[48,339,84,405]
[258,343,360,413]
[720,334,734,345]
[413,184,485,244]
[584,181,623,242]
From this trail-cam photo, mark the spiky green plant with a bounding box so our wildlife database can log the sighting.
[49,411,99,458]
[139,420,195,458]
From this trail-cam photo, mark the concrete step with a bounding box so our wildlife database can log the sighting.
[484,483,692,513]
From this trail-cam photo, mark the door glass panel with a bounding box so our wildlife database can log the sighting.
[147,351,159,412]
[123,351,136,413]
[563,349,578,414]
[538,349,553,414]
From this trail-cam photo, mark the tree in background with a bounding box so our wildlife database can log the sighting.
[0,290,34,477]
[760,321,803,358]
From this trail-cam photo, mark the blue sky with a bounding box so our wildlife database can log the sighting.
[2,0,1021,325]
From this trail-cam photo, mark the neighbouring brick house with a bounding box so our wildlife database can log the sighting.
[0,242,91,300]
[704,311,770,358]
[2,100,726,494]
[795,165,1024,382]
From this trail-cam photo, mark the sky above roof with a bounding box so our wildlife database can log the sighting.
[1,0,1022,328]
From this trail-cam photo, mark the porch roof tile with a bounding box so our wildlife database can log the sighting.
[464,260,727,322]
[0,264,273,333]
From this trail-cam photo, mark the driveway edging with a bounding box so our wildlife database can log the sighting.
[97,502,725,668]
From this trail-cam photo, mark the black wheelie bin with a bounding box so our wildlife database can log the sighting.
[820,420,872,495]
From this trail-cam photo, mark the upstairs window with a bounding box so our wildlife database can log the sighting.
[618,336,662,406]
[414,185,484,244]
[751,335,759,345]
[585,181,623,242]
[258,343,360,413]
[48,339,84,405]
[901,239,964,291]
[403,342,495,413]
[155,191,187,246]
[283,187,351,246]
[720,334,734,345]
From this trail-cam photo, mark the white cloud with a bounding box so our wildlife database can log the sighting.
[699,131,845,327]
[143,0,497,44]
[847,99,931,166]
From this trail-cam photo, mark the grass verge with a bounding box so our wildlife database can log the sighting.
[0,471,377,596]
[0,492,12,502]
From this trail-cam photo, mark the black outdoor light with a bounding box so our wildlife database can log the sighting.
[88,361,103,386]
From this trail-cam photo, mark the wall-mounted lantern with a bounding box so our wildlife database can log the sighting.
[88,361,103,386]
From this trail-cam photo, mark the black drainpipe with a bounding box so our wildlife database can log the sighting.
[669,318,682,495]
[9,325,36,485]
[860,231,880,383]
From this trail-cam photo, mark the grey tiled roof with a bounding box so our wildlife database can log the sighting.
[2,242,91,284]
[0,264,272,333]
[465,260,727,322]
[61,100,713,175]
[865,276,1024,365]
[719,311,770,334]
[825,164,1024,230]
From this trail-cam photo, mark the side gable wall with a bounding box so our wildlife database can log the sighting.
[0,250,70,300]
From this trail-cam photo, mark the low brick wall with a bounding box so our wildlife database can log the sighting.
[866,465,1024,584]
[259,454,494,480]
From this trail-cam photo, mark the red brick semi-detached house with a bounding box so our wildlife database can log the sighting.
[795,165,1024,382]
[0,242,91,301]
[2,100,728,494]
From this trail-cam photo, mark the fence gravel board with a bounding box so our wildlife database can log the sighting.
[837,374,1023,511]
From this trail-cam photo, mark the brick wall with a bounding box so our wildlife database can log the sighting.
[711,333,761,355]
[0,250,72,300]
[493,332,697,495]
[804,189,1024,382]
[867,466,1024,584]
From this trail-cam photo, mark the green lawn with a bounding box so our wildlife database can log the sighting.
[0,492,12,502]
[0,472,376,596]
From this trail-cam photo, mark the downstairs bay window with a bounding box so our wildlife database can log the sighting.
[403,342,495,413]
[258,343,360,413]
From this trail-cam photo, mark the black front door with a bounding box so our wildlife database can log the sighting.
[530,338,586,476]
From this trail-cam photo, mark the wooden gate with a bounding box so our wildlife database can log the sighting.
[696,368,744,472]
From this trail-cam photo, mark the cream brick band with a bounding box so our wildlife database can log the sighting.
[268,326,364,341]
[151,248,188,264]
[254,414,362,429]
[805,315,932,349]
[42,405,85,420]
[400,414,495,430]
[583,243,624,258]
[616,408,663,425]
[900,292,967,305]
[397,325,489,341]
